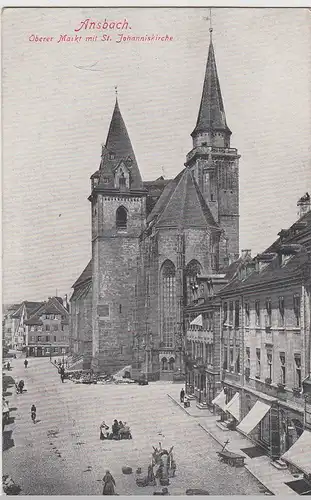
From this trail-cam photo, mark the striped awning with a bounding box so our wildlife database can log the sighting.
[237,400,271,435]
[190,314,203,327]
[223,392,240,421]
[211,389,226,410]
[281,430,311,475]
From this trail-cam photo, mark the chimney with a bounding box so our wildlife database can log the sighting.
[297,192,310,218]
[241,249,251,260]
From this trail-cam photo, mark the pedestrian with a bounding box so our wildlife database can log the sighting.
[102,470,116,495]
[31,404,36,423]
[60,366,65,383]
[180,388,185,403]
[6,361,10,371]
[24,359,28,368]
[18,380,24,394]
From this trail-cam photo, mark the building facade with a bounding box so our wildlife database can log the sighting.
[71,32,241,378]
[11,301,44,350]
[23,296,70,357]
[216,204,311,461]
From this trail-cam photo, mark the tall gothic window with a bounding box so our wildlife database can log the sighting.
[161,260,176,348]
[185,260,202,305]
[116,206,127,230]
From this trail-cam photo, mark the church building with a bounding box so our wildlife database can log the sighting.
[70,32,241,379]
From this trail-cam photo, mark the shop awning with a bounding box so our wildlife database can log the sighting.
[212,389,226,410]
[223,392,240,421]
[237,400,271,435]
[281,430,311,475]
[190,314,203,327]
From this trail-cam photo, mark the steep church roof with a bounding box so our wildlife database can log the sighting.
[72,260,92,289]
[192,38,231,137]
[146,169,185,224]
[98,99,143,190]
[156,169,219,230]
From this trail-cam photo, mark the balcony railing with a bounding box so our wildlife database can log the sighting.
[186,146,238,163]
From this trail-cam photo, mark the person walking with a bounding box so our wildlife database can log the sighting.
[60,366,65,383]
[6,361,10,371]
[102,470,116,495]
[24,359,28,369]
[18,380,24,394]
[30,404,36,423]
[180,388,185,403]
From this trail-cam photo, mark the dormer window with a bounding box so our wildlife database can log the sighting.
[109,152,115,160]
[103,177,109,184]
[202,142,208,146]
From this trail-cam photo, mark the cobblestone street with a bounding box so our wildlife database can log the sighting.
[3,357,265,495]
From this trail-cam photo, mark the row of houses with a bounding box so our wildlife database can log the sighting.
[2,296,70,357]
[185,197,311,474]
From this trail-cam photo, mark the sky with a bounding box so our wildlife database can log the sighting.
[2,7,311,304]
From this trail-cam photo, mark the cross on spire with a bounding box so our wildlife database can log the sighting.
[114,85,118,97]
[203,9,213,40]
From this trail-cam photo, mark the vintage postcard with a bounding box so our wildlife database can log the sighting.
[2,6,311,496]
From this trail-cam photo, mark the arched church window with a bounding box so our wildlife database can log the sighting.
[169,357,175,371]
[116,206,127,230]
[185,260,202,305]
[161,357,168,371]
[161,260,176,348]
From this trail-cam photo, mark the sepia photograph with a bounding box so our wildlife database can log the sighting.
[2,6,311,496]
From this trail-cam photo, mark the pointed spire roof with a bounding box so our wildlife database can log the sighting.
[98,98,143,190]
[156,169,219,230]
[192,38,231,137]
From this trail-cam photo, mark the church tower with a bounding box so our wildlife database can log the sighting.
[185,31,240,265]
[89,97,147,374]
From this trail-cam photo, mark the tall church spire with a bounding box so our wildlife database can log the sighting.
[191,36,231,141]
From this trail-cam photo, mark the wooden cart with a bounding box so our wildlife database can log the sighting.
[217,440,245,467]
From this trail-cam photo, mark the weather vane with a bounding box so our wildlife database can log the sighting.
[115,85,118,96]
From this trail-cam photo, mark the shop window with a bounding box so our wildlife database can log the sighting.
[223,302,228,324]
[229,301,234,325]
[256,348,261,378]
[234,300,240,328]
[280,352,286,385]
[293,294,300,326]
[245,347,250,370]
[223,346,228,370]
[278,296,285,327]
[229,346,234,371]
[245,302,250,327]
[255,300,260,327]
[267,350,272,381]
[265,298,272,328]
[235,349,240,373]
[294,354,301,389]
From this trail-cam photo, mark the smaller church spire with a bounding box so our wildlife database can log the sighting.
[97,97,143,190]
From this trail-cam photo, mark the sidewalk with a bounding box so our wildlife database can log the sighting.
[167,392,299,496]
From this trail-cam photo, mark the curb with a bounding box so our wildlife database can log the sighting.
[198,423,274,496]
[167,394,191,416]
